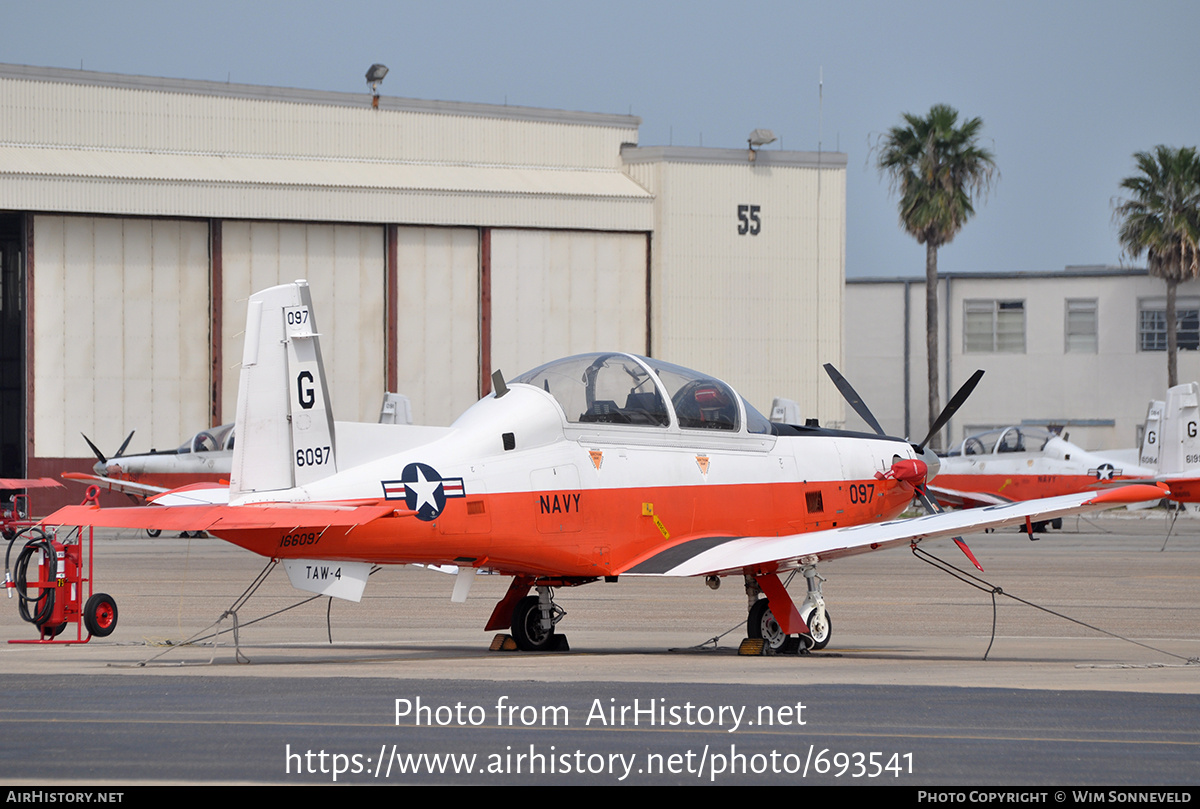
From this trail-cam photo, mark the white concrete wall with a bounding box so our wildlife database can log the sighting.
[626,148,845,424]
[847,272,1200,450]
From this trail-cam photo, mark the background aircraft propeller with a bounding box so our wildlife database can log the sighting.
[82,430,135,466]
[822,364,986,571]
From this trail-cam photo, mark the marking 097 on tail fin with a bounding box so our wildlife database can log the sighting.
[284,299,338,487]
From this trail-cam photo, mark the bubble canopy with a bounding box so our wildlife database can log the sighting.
[510,353,772,434]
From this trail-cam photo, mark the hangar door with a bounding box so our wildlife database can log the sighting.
[32,215,210,461]
[394,227,479,426]
[490,230,648,380]
[221,222,385,424]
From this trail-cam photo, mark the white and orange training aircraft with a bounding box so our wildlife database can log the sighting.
[44,281,1168,653]
[931,386,1200,520]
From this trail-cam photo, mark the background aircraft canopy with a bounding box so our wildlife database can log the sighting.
[953,426,1058,457]
[176,423,235,454]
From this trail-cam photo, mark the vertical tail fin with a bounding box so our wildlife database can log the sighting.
[1157,383,1199,476]
[1138,399,1164,470]
[230,280,337,499]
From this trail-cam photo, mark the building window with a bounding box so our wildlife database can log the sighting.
[1065,299,1098,353]
[964,299,1025,353]
[1139,297,1200,352]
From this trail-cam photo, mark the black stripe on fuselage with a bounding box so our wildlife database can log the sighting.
[624,535,741,574]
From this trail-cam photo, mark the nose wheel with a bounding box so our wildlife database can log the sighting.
[801,606,831,650]
[743,566,833,654]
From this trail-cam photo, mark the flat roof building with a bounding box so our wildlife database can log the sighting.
[846,267,1200,451]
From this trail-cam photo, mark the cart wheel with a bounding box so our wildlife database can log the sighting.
[83,593,118,637]
[146,528,161,538]
[38,622,66,638]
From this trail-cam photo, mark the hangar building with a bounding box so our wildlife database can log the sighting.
[0,64,845,510]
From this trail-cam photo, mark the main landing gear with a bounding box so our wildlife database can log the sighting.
[510,588,566,651]
[487,578,579,652]
[742,566,831,655]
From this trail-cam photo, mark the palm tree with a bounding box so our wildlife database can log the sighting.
[1115,145,1200,387]
[875,104,996,449]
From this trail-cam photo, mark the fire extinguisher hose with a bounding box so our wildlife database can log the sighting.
[5,527,56,626]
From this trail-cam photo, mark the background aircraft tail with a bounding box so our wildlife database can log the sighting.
[1138,399,1165,469]
[230,280,338,499]
[1156,383,1200,476]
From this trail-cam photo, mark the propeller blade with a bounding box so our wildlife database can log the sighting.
[115,430,135,458]
[81,433,107,464]
[823,363,885,437]
[917,369,985,451]
[953,538,985,573]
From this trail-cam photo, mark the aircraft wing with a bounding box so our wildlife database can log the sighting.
[43,502,400,533]
[623,484,1167,578]
[62,472,169,500]
[926,484,1010,509]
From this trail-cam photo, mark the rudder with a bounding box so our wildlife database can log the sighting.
[230,280,338,499]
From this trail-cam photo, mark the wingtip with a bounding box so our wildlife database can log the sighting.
[1087,483,1169,505]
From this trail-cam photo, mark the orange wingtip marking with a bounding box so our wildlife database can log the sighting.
[1087,483,1169,504]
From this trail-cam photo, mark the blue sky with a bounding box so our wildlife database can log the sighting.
[4,0,1197,277]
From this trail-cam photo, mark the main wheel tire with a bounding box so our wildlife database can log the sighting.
[747,598,786,650]
[83,593,118,637]
[510,595,556,651]
[802,607,832,650]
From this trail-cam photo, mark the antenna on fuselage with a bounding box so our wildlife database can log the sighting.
[492,370,509,398]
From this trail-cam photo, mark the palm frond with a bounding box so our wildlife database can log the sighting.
[874,104,997,248]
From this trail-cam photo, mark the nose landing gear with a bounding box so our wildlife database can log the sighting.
[741,566,831,655]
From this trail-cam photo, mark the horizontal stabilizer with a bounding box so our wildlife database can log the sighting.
[43,503,399,533]
[0,477,63,490]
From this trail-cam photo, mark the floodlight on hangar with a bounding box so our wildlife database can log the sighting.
[747,128,776,163]
[366,63,389,108]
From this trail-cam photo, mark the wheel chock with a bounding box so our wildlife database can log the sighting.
[739,637,809,656]
[490,634,519,651]
[490,633,570,652]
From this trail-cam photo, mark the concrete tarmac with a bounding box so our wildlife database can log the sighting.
[1,512,1197,784]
